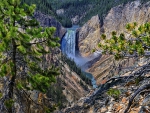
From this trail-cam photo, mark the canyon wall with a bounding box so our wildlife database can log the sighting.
[103,0,150,38]
[78,15,101,57]
[78,0,150,85]
[34,11,66,39]
[79,1,150,57]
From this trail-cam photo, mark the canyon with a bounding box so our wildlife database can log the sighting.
[33,11,93,108]
[1,0,150,113]
[20,0,150,112]
[62,0,150,113]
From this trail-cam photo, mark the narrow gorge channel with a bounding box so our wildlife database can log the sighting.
[61,25,97,88]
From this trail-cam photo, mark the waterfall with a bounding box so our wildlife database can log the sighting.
[61,25,97,88]
[61,26,78,56]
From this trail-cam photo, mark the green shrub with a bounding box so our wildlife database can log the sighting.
[107,88,121,99]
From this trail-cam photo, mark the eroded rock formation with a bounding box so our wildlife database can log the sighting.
[78,15,101,57]
[103,0,150,38]
[34,11,66,39]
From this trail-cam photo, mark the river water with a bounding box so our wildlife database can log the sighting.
[61,25,97,88]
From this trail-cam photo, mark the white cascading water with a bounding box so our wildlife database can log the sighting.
[61,26,78,56]
[61,25,97,88]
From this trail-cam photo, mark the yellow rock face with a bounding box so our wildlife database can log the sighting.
[103,1,150,39]
[78,1,150,57]
[78,15,101,57]
[78,1,150,85]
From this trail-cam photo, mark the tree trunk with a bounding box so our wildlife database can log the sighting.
[8,39,17,113]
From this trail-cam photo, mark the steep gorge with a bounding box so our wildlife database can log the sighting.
[63,1,150,112]
[32,11,91,110]
[22,0,150,112]
[28,1,150,113]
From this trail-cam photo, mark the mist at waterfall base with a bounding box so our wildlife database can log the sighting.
[61,25,99,88]
[61,25,89,66]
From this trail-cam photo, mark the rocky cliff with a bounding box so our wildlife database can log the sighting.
[78,0,150,57]
[64,59,150,113]
[103,0,150,39]
[87,55,138,85]
[78,0,150,86]
[59,62,91,107]
[78,15,101,57]
[34,11,66,39]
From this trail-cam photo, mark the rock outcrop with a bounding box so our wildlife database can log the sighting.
[34,11,66,39]
[56,9,64,15]
[87,55,138,85]
[103,0,150,38]
[78,15,101,57]
[71,15,80,25]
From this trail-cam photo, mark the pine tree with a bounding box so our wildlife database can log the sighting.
[0,0,60,112]
[97,22,150,59]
